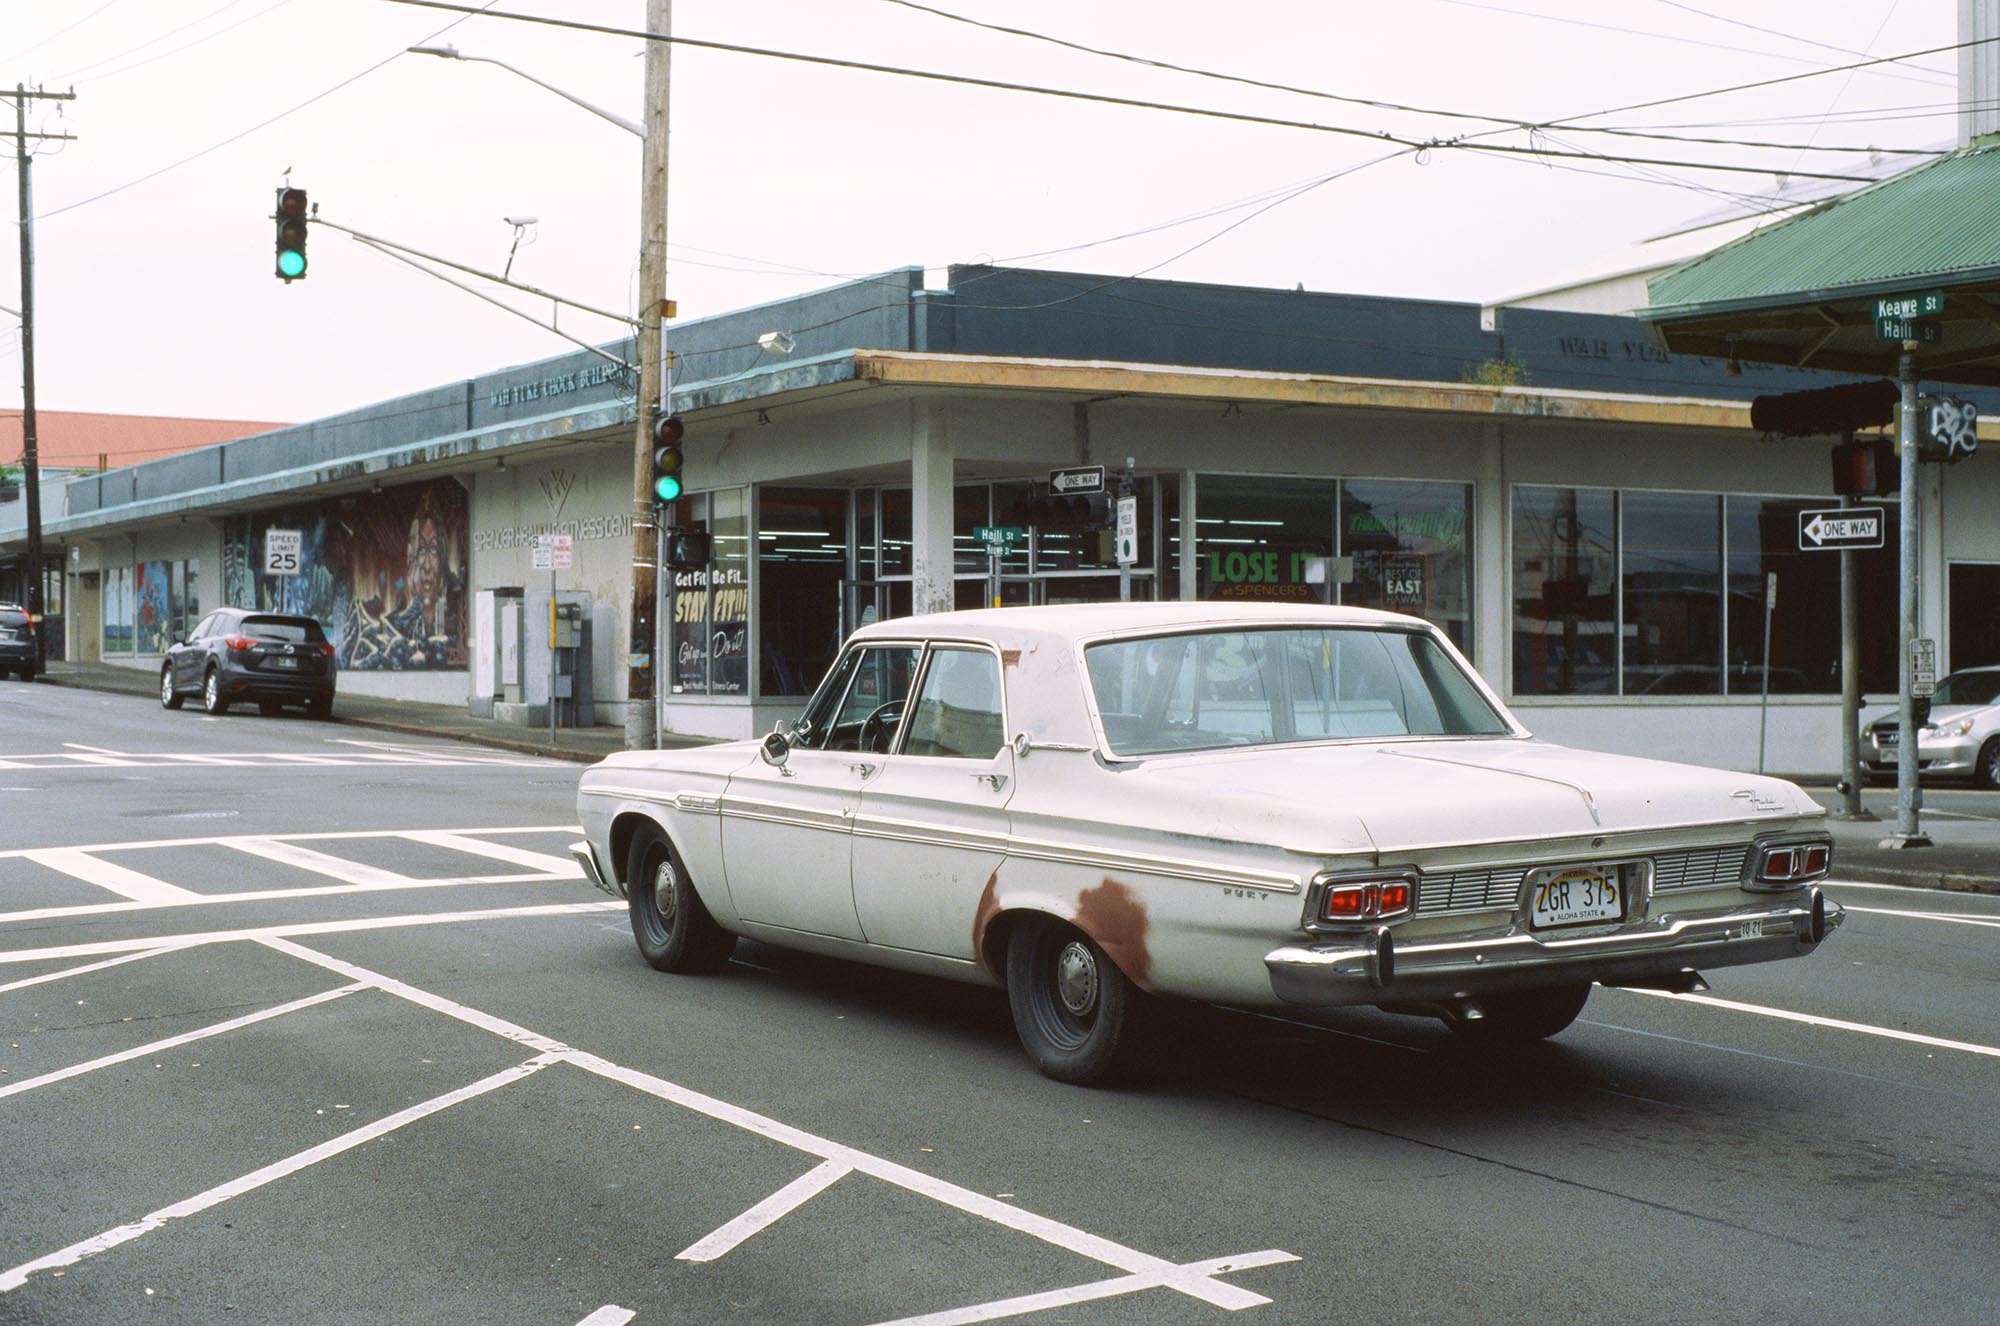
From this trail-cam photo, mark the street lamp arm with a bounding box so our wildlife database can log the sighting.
[405,45,642,137]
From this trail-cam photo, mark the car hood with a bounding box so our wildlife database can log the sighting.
[1129,737,1817,856]
[1859,703,1995,729]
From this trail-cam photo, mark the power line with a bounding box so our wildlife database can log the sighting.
[1650,0,1955,79]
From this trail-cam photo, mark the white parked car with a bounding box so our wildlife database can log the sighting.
[574,603,1840,1084]
[1861,666,2000,787]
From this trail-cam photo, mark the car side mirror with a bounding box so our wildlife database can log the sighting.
[760,727,791,768]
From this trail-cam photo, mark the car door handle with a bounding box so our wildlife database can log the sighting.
[971,773,1007,792]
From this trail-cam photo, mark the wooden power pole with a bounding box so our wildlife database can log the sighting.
[624,0,670,749]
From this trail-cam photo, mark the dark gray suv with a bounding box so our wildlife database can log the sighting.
[0,603,35,681]
[161,607,337,718]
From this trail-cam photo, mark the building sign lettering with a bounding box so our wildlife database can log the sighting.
[472,512,635,552]
[487,362,622,410]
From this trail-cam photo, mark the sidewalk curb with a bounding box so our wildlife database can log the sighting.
[1832,864,2000,897]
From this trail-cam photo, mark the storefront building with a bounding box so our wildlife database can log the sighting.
[11,266,1996,773]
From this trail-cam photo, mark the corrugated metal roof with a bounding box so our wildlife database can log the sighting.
[1645,145,2000,316]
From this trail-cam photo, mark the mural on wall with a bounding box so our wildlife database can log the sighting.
[223,478,469,671]
[135,561,171,655]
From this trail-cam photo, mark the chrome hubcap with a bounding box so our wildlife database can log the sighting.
[161,673,172,701]
[652,860,678,925]
[1054,940,1098,1018]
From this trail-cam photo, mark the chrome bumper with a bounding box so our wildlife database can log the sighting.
[1264,888,1841,1007]
[571,840,621,899]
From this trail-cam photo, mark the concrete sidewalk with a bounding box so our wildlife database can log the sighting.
[19,661,1999,893]
[25,658,711,765]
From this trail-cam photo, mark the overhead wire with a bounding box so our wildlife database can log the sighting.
[56,0,303,86]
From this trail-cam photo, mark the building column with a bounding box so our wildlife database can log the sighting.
[1474,421,1508,685]
[911,401,956,616]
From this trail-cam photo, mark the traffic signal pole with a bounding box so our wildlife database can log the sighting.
[625,0,671,750]
[1885,347,1930,848]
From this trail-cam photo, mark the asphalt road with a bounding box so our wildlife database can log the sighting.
[2,684,1996,1325]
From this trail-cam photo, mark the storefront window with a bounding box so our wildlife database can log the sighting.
[758,487,848,696]
[1340,479,1472,648]
[1728,498,1895,694]
[1512,487,1617,696]
[1622,491,1721,695]
[669,489,749,695]
[104,566,133,655]
[1195,475,1335,603]
[880,488,912,578]
[954,484,990,574]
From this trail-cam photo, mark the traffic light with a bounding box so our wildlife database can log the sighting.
[1026,487,1111,529]
[1749,380,1896,438]
[273,187,308,282]
[650,414,686,503]
[1831,437,1897,496]
[665,528,713,570]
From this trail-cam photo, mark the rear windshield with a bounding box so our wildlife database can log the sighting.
[0,609,26,627]
[241,616,326,644]
[1085,626,1512,756]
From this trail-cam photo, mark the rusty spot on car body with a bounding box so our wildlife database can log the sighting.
[972,868,1002,975]
[1076,878,1151,989]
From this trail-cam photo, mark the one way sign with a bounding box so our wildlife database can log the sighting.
[1798,506,1885,550]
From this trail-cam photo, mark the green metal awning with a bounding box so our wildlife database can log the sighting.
[1639,144,2000,386]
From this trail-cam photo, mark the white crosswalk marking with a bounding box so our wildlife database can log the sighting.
[23,849,203,904]
[223,839,419,888]
[397,831,577,875]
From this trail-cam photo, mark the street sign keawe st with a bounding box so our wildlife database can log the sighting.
[1797,507,1885,551]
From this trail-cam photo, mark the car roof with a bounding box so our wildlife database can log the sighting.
[849,600,1427,644]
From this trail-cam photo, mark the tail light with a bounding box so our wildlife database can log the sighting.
[1749,837,1832,888]
[318,642,336,657]
[223,635,256,651]
[1310,873,1416,928]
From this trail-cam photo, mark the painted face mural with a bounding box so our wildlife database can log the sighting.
[223,479,469,671]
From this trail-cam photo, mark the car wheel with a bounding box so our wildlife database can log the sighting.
[626,825,735,973]
[1448,983,1592,1047]
[1006,921,1142,1085]
[1977,737,2000,790]
[160,667,183,710]
[202,668,230,716]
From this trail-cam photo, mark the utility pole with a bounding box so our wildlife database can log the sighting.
[8,84,75,673]
[625,0,670,750]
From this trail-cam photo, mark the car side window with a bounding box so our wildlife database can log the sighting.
[900,649,1005,759]
[189,613,218,642]
[796,645,920,752]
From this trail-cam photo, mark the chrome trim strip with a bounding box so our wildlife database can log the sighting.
[583,783,713,812]
[850,814,1011,855]
[1001,833,1302,894]
[719,796,853,835]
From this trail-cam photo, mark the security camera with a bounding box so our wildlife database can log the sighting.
[504,215,539,228]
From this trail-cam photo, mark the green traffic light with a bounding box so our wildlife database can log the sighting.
[653,474,684,502]
[277,249,306,279]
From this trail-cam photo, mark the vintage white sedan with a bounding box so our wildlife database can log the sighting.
[573,603,1840,1084]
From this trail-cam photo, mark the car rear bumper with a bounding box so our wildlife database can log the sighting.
[1263,888,1841,1006]
[218,664,334,701]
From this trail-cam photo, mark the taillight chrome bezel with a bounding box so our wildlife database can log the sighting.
[1742,833,1833,891]
[1303,868,1419,933]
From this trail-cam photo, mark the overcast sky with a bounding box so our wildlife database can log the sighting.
[0,0,1966,439]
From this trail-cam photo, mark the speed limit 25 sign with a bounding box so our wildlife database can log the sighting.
[265,528,303,576]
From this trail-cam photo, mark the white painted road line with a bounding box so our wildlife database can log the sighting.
[0,983,365,1101]
[223,838,422,889]
[261,937,1294,1314]
[22,849,202,905]
[0,1053,562,1295]
[0,900,626,966]
[574,1308,636,1326]
[868,1251,1302,1326]
[0,825,581,862]
[1623,988,2000,1060]
[398,830,580,876]
[0,872,575,927]
[677,1159,855,1262]
[0,948,179,996]
[1843,904,2000,929]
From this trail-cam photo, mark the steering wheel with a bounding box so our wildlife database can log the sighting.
[859,701,905,754]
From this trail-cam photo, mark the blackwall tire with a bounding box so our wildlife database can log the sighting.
[1006,921,1141,1085]
[1977,738,2000,791]
[1448,983,1592,1047]
[201,669,229,715]
[625,824,735,973]
[160,668,183,710]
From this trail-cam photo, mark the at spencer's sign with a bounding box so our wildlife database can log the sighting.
[486,362,622,409]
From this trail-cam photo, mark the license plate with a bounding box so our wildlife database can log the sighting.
[1876,731,1897,745]
[1528,865,1622,929]
[268,656,299,670]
